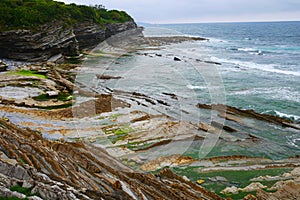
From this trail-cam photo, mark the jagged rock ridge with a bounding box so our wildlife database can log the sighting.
[0,119,223,200]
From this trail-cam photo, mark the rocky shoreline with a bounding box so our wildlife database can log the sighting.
[0,33,299,200]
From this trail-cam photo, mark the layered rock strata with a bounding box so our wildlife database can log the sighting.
[0,119,223,200]
[0,20,138,61]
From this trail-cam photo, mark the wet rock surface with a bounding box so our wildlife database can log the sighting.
[144,36,207,46]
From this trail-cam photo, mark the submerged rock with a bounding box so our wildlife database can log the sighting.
[96,74,122,80]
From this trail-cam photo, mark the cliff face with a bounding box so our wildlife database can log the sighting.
[0,20,138,62]
[0,22,79,62]
[74,21,137,50]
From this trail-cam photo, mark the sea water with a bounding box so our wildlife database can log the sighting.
[80,21,300,158]
[143,21,300,122]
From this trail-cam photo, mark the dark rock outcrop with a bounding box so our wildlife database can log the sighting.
[0,61,8,72]
[197,103,300,130]
[73,22,106,50]
[104,21,138,39]
[0,20,138,62]
[73,21,138,50]
[174,57,181,61]
[0,22,79,62]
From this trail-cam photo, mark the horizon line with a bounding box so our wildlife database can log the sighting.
[138,20,300,25]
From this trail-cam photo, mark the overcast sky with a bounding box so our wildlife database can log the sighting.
[57,0,300,23]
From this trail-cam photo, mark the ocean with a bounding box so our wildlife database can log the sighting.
[142,21,300,122]
[77,21,300,158]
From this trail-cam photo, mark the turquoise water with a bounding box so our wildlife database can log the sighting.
[142,22,300,122]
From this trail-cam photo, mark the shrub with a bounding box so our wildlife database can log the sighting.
[0,0,133,31]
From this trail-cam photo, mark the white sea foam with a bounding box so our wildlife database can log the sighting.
[207,38,228,43]
[210,57,300,76]
[237,48,258,52]
[287,136,300,148]
[274,110,300,121]
[186,84,207,90]
[231,87,300,103]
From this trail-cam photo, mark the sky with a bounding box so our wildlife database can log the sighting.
[57,0,300,23]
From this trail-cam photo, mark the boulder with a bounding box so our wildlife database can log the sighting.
[174,57,181,61]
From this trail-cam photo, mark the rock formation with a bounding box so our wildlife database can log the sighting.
[0,22,79,62]
[0,20,138,62]
[0,118,223,200]
[74,21,138,50]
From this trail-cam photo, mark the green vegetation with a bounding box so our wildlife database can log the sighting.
[172,166,292,199]
[19,158,27,164]
[108,134,127,144]
[183,143,273,160]
[7,70,46,79]
[0,0,133,31]
[5,185,40,199]
[109,113,124,119]
[33,92,72,102]
[36,102,73,110]
[10,185,31,196]
[122,141,154,151]
[103,125,134,144]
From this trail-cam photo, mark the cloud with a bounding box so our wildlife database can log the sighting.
[56,0,300,23]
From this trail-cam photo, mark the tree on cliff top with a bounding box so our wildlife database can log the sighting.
[0,0,133,31]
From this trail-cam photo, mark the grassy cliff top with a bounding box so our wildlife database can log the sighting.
[0,0,133,31]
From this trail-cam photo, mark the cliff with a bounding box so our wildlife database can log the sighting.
[0,20,138,62]
[0,0,139,62]
[74,21,138,50]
